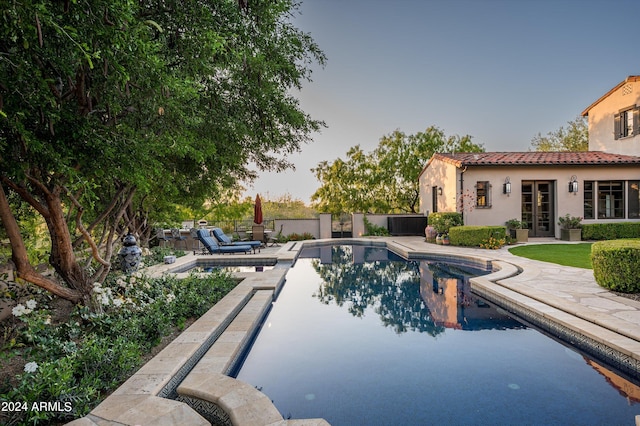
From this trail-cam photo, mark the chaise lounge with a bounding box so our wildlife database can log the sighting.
[196,229,252,255]
[211,228,262,253]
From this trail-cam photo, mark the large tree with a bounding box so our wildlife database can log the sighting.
[0,0,325,306]
[311,127,484,214]
[530,116,588,152]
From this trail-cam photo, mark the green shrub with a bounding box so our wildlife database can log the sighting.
[363,216,389,236]
[582,222,640,240]
[448,225,507,247]
[557,214,582,230]
[505,218,526,229]
[285,232,315,241]
[0,270,237,425]
[591,239,640,293]
[428,212,463,234]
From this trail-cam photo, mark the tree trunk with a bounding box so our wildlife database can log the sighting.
[0,184,82,302]
[43,187,94,297]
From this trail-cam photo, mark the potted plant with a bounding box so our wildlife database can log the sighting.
[425,225,437,243]
[428,212,463,246]
[558,214,582,241]
[506,219,528,243]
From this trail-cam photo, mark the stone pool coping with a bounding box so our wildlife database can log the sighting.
[68,237,640,425]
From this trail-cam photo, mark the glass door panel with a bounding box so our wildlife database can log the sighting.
[522,181,554,237]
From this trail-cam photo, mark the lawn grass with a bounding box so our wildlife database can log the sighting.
[508,243,593,269]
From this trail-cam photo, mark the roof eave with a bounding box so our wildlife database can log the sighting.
[582,76,640,117]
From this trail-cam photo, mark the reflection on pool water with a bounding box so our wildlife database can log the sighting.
[235,245,640,425]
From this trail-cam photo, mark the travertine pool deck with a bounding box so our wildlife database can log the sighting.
[68,237,640,425]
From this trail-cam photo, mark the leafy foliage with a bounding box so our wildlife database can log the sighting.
[363,216,390,236]
[581,222,640,240]
[505,218,527,229]
[0,0,325,303]
[448,225,507,247]
[530,116,588,152]
[479,236,506,250]
[0,270,236,424]
[284,232,315,241]
[557,214,583,230]
[311,127,483,214]
[591,240,640,293]
[428,212,463,234]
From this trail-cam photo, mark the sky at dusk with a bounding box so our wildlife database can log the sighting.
[245,0,640,204]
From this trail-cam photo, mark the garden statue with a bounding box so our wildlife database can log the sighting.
[118,233,142,273]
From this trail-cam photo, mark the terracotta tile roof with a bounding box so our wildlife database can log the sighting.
[432,151,640,167]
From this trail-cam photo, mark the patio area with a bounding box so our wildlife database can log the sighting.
[69,237,640,425]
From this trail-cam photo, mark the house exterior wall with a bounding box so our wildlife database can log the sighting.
[418,160,459,215]
[587,80,640,156]
[420,160,640,238]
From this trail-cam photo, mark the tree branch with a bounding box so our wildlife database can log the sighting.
[65,188,110,267]
[1,176,50,218]
[0,183,81,302]
[72,184,128,248]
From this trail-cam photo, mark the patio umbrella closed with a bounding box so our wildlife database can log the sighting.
[254,194,263,225]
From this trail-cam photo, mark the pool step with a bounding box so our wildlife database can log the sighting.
[176,290,329,425]
[184,289,273,376]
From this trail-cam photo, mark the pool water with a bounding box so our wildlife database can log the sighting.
[235,245,640,425]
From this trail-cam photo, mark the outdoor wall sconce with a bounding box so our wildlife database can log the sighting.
[569,175,579,193]
[503,177,511,195]
[437,187,443,196]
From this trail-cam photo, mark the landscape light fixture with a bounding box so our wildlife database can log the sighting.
[569,175,579,193]
[503,177,511,195]
[438,187,443,196]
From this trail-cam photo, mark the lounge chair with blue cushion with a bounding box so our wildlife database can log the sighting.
[196,229,252,255]
[211,228,262,253]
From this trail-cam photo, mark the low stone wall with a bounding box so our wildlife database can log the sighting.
[275,218,321,238]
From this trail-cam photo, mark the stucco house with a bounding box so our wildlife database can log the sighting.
[418,76,640,238]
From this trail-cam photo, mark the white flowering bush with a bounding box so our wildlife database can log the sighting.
[0,269,236,425]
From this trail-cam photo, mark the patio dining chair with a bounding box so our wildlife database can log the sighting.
[268,224,284,247]
[252,225,266,246]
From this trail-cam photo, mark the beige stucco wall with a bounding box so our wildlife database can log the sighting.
[419,160,640,238]
[587,81,640,156]
[418,160,459,215]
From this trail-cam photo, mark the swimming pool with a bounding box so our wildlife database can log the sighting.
[235,244,640,425]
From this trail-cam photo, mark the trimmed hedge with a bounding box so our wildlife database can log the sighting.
[591,239,640,293]
[448,225,507,247]
[582,222,640,240]
[428,212,463,234]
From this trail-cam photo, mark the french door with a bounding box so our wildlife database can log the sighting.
[522,181,554,237]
